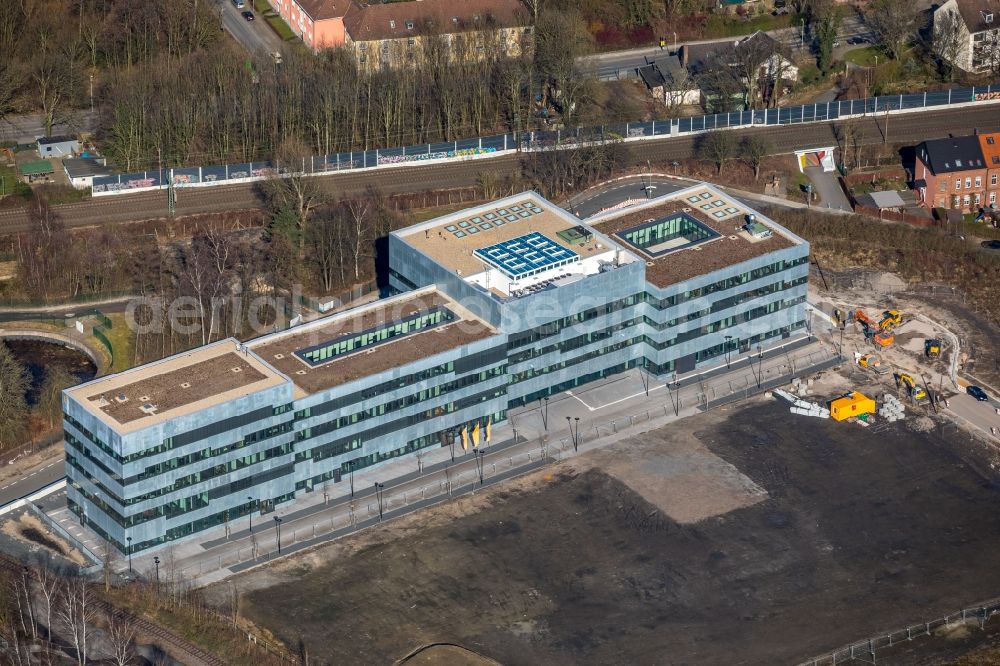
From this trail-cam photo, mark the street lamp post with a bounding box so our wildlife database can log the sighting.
[273,516,282,554]
[540,397,550,431]
[374,482,386,521]
[126,537,132,573]
[247,496,254,534]
[755,345,764,388]
[349,460,355,497]
[153,556,160,584]
[474,450,485,485]
[724,335,733,369]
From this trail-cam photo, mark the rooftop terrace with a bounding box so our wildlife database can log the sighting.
[68,340,288,434]
[589,186,800,288]
[397,195,636,298]
[249,288,497,396]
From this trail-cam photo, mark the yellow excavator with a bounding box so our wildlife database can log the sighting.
[895,373,928,402]
[925,339,941,358]
[879,309,905,331]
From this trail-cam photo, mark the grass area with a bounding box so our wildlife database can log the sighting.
[97,313,135,372]
[704,12,798,39]
[253,0,271,13]
[103,587,284,666]
[0,163,31,201]
[408,203,472,223]
[265,14,296,41]
[788,170,812,204]
[843,47,881,68]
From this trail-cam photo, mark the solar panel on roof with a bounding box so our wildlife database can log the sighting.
[468,226,480,234]
[481,222,493,229]
[459,221,470,228]
[474,232,580,279]
[445,225,458,232]
[455,231,466,238]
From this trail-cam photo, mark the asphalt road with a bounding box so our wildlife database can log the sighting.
[0,458,63,506]
[0,111,98,145]
[216,0,284,54]
[2,104,998,233]
[590,15,869,79]
[947,388,1000,437]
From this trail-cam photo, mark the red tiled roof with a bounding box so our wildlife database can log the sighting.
[345,0,529,42]
[296,0,355,21]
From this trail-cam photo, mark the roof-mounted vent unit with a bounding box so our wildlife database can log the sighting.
[296,370,307,375]
[139,403,158,415]
[728,235,739,240]
[682,207,692,212]
[274,353,285,359]
[984,11,994,23]
[231,366,243,373]
[180,382,191,389]
[693,246,703,251]
[646,261,655,266]
[138,395,151,402]
[115,393,128,404]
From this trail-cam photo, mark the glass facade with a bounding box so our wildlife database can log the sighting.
[67,189,811,554]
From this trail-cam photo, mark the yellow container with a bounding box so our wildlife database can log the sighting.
[830,391,876,421]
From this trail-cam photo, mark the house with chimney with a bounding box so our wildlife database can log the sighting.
[934,0,1000,73]
[344,0,531,69]
[914,134,989,211]
[636,55,701,108]
[678,31,798,111]
[268,0,532,65]
[980,131,1000,209]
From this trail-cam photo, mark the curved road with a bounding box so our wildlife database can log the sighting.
[1,105,998,232]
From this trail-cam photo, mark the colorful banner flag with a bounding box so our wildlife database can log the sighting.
[472,422,480,448]
[460,427,468,451]
[485,417,492,444]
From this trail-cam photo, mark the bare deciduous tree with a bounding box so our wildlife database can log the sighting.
[697,131,737,174]
[58,577,97,665]
[933,8,966,82]
[106,611,137,666]
[741,135,772,181]
[868,0,920,60]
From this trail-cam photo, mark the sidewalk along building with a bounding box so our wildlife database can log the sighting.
[63,183,808,553]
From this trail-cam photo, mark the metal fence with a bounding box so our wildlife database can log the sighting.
[798,595,1000,665]
[91,83,1000,196]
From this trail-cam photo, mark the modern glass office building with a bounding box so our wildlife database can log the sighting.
[64,183,808,553]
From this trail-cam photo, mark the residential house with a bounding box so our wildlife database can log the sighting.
[914,135,988,211]
[980,131,1000,208]
[680,31,798,111]
[344,0,531,69]
[268,0,355,51]
[934,0,1000,73]
[637,56,701,107]
[36,136,79,158]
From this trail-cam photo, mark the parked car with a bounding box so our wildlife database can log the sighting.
[967,385,989,401]
[232,0,245,8]
[981,240,1000,250]
[242,10,254,20]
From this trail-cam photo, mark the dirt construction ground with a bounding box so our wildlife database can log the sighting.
[223,396,1000,665]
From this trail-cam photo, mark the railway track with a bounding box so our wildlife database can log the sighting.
[0,553,229,666]
[0,104,997,233]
